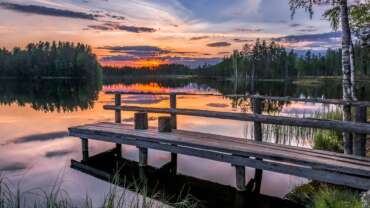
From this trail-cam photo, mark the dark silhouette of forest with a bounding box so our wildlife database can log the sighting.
[0,41,101,79]
[197,39,369,79]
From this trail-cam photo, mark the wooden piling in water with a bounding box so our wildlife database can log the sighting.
[158,116,172,132]
[115,94,122,154]
[169,94,178,169]
[135,112,149,166]
[234,165,246,191]
[81,138,89,162]
[354,105,367,156]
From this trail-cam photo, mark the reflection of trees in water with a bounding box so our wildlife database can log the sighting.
[0,79,101,112]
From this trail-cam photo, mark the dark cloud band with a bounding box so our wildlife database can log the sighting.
[0,2,98,20]
[207,42,231,47]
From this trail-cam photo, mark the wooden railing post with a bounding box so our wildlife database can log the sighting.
[114,94,122,156]
[354,105,367,156]
[115,94,122,123]
[81,138,89,162]
[343,104,353,154]
[135,112,149,167]
[170,93,177,129]
[252,96,262,142]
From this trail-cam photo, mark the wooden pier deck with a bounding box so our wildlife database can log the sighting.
[68,92,370,191]
[69,122,370,190]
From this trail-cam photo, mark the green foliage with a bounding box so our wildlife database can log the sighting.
[312,188,362,208]
[197,40,369,79]
[313,130,343,153]
[286,182,363,208]
[0,41,101,80]
[0,173,199,208]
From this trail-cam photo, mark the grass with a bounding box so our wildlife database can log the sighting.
[286,182,363,208]
[0,173,199,208]
[313,130,343,153]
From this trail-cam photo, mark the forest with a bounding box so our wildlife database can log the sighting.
[197,39,369,79]
[102,39,369,80]
[0,41,102,80]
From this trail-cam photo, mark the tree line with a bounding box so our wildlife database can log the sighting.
[197,39,369,79]
[103,64,193,77]
[0,41,102,80]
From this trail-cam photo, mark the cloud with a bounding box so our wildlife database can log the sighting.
[289,23,301,28]
[236,28,264,33]
[0,162,27,171]
[273,32,341,49]
[45,150,74,158]
[233,38,253,43]
[0,2,98,20]
[206,42,231,47]
[190,36,209,40]
[99,45,170,57]
[12,131,68,144]
[87,22,156,33]
[273,32,341,43]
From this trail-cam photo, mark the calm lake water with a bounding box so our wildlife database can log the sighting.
[1,78,370,207]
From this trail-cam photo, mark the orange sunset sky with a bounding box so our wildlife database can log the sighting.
[0,0,343,68]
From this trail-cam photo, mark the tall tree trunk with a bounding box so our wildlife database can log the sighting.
[350,42,357,100]
[340,0,353,154]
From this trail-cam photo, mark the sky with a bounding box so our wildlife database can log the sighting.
[0,0,341,68]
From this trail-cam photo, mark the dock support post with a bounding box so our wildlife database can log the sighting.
[252,96,262,142]
[135,112,149,167]
[81,138,89,162]
[354,105,367,156]
[234,165,246,191]
[169,94,178,170]
[158,116,172,133]
[114,94,122,156]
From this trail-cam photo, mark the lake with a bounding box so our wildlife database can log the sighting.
[1,78,369,207]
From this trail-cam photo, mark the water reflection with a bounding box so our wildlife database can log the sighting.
[0,79,101,112]
[71,149,302,208]
[1,77,368,207]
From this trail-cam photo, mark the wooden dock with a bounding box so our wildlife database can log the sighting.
[68,92,370,191]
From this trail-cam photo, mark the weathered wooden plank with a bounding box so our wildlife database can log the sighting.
[92,122,370,164]
[103,105,370,135]
[68,126,370,189]
[234,165,246,191]
[68,123,370,177]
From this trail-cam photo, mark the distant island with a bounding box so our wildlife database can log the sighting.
[0,41,101,80]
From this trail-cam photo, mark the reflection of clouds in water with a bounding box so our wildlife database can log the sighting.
[12,131,68,144]
[281,103,323,115]
[0,162,27,171]
[206,103,229,108]
[45,150,74,158]
[123,95,168,105]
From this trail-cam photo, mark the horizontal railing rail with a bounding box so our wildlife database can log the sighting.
[105,91,369,156]
[104,90,370,107]
[103,105,370,135]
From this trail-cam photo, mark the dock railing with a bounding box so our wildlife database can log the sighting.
[103,91,370,157]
